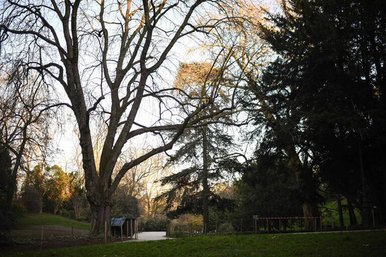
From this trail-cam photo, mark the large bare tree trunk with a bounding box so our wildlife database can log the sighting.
[89,198,112,238]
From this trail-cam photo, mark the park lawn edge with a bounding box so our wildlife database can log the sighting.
[3,230,386,257]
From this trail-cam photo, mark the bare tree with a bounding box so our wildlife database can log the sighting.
[0,65,55,210]
[114,147,155,199]
[0,0,236,237]
[137,153,170,217]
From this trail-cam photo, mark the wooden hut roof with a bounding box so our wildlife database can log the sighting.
[111,216,127,227]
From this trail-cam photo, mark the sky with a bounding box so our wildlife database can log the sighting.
[46,0,280,175]
[48,16,201,173]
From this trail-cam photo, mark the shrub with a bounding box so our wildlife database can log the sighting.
[21,185,42,213]
[60,209,75,219]
[0,203,25,245]
[217,222,235,234]
[139,215,168,231]
[167,214,203,237]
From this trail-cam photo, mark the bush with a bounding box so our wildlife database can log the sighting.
[167,214,203,237]
[139,215,168,231]
[21,186,42,213]
[60,209,75,219]
[0,210,13,231]
[217,222,235,234]
[0,203,25,245]
[0,203,25,231]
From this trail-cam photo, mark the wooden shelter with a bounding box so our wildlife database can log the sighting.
[111,216,138,240]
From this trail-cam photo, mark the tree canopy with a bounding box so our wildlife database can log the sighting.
[253,0,386,226]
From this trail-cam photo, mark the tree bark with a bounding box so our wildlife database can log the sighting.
[358,138,371,227]
[288,147,319,229]
[347,198,357,226]
[302,201,313,231]
[202,125,210,234]
[336,195,344,229]
[89,194,112,238]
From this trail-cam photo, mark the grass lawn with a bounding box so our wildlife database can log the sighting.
[17,213,90,230]
[4,231,386,257]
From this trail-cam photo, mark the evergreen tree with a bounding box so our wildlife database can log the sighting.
[259,0,386,226]
[236,147,304,230]
[158,62,234,233]
[0,145,13,210]
[0,144,14,235]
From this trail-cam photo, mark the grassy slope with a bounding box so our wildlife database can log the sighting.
[5,231,386,257]
[17,213,90,230]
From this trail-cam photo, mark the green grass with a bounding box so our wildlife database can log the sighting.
[321,199,362,228]
[4,231,386,257]
[17,213,90,230]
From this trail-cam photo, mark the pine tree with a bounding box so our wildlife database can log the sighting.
[158,62,234,233]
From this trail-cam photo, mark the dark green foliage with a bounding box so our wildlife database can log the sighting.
[0,145,22,243]
[139,215,168,231]
[166,193,236,222]
[0,145,15,236]
[257,0,386,225]
[216,222,235,233]
[167,124,233,167]
[20,185,43,213]
[235,150,303,231]
[158,123,235,232]
[0,145,13,210]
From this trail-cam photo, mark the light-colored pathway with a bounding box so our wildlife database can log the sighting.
[135,231,170,241]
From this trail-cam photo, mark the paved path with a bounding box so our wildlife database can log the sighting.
[135,231,170,241]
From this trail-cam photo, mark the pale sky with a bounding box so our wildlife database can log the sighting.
[48,0,280,174]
